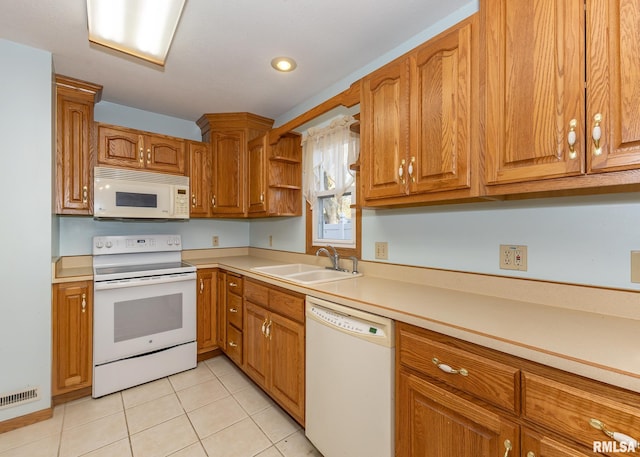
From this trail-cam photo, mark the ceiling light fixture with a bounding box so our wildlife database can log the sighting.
[86,0,186,66]
[271,57,297,72]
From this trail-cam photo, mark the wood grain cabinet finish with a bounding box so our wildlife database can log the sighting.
[484,0,640,192]
[186,140,211,217]
[55,75,102,215]
[52,281,92,396]
[224,272,244,366]
[243,278,305,425]
[197,113,274,217]
[196,268,217,355]
[248,132,303,217]
[97,123,186,175]
[396,322,640,457]
[361,15,478,207]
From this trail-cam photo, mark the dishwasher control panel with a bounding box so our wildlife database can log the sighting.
[309,306,387,338]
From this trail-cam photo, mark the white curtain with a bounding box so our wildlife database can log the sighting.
[302,115,359,208]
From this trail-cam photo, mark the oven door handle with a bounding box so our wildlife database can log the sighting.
[94,273,196,290]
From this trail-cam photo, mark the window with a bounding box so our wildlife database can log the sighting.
[302,115,360,257]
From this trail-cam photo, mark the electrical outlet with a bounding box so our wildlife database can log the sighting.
[269,235,273,247]
[375,242,388,260]
[212,236,219,247]
[500,245,527,271]
[631,251,640,283]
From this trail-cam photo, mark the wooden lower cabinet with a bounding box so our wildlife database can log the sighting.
[522,428,594,457]
[397,370,518,457]
[52,281,93,396]
[243,279,305,425]
[196,268,217,356]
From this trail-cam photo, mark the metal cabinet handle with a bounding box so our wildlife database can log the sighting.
[592,113,602,156]
[432,357,469,376]
[567,119,578,159]
[229,307,238,313]
[260,192,264,202]
[503,439,512,457]
[81,293,86,313]
[139,147,144,163]
[398,159,406,184]
[526,452,535,457]
[199,279,203,293]
[265,320,272,339]
[408,157,415,182]
[192,194,197,207]
[146,149,151,164]
[261,318,268,336]
[590,418,638,449]
[212,195,216,207]
[228,341,238,348]
[229,282,237,288]
[82,186,88,203]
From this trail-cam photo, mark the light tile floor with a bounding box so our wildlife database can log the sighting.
[0,356,323,457]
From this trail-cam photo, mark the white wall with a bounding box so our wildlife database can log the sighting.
[0,39,53,421]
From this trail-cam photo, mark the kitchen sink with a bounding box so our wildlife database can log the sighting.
[251,263,362,284]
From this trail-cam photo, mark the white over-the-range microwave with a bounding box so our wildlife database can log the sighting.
[93,166,190,220]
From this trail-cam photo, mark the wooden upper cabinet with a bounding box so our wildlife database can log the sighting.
[484,0,585,184]
[187,140,211,217]
[55,75,102,215]
[361,57,410,201]
[197,113,274,217]
[361,15,477,205]
[97,123,185,175]
[587,0,640,173]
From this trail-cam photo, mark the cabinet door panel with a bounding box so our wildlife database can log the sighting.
[98,126,143,169]
[412,20,473,193]
[187,141,211,217]
[52,282,92,395]
[485,0,585,183]
[243,302,268,388]
[146,136,185,174]
[397,370,518,457]
[523,428,595,457]
[212,131,246,215]
[268,313,305,424]
[361,58,411,200]
[587,0,640,172]
[248,135,267,214]
[196,269,217,354]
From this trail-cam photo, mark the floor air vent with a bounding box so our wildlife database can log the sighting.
[0,387,41,410]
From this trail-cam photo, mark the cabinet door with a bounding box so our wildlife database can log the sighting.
[196,269,217,354]
[52,282,92,395]
[361,57,411,200]
[268,312,305,424]
[396,370,518,457]
[216,272,226,350]
[484,0,585,184]
[187,141,211,217]
[244,301,269,388]
[211,130,246,216]
[56,94,94,214]
[523,428,595,457]
[247,135,267,215]
[587,0,640,172]
[97,125,143,169]
[411,18,473,194]
[145,134,185,175]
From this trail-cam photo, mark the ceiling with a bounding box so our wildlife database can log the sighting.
[0,0,472,125]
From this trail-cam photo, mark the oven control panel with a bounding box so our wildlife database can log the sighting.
[93,234,182,254]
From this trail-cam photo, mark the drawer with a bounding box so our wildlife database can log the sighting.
[245,279,269,307]
[269,288,304,323]
[226,274,243,294]
[226,292,243,329]
[398,324,520,413]
[523,372,640,454]
[225,323,242,366]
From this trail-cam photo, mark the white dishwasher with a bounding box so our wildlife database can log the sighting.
[305,296,395,457]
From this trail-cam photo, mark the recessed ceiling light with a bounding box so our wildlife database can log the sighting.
[86,0,186,66]
[271,57,297,72]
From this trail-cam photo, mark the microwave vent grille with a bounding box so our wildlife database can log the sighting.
[94,167,189,186]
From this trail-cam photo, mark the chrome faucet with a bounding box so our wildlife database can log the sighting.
[316,245,341,271]
[348,256,359,274]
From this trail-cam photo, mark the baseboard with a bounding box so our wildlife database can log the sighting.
[0,407,53,434]
[52,386,92,406]
[197,347,222,362]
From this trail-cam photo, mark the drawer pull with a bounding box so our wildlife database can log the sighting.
[567,119,578,159]
[261,318,268,336]
[503,439,512,457]
[228,341,238,348]
[589,418,638,449]
[592,113,602,156]
[229,307,238,313]
[526,453,535,457]
[229,282,238,288]
[266,320,272,339]
[432,357,469,376]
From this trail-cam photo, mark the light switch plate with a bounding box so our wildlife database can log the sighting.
[375,242,388,260]
[500,245,527,271]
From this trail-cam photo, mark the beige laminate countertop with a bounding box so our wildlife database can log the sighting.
[54,248,640,393]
